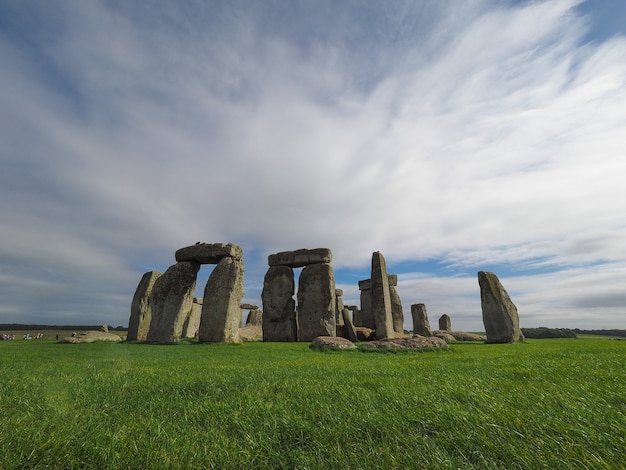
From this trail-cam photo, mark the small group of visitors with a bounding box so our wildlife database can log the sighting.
[1,334,16,340]
[20,333,44,340]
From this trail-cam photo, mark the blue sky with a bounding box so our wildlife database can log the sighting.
[1,0,625,331]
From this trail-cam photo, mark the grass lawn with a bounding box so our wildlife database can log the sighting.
[1,337,624,469]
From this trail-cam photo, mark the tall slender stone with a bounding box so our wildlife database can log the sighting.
[411,303,432,337]
[297,263,336,341]
[370,252,394,339]
[182,297,202,338]
[146,261,200,343]
[389,285,405,334]
[358,281,374,329]
[335,289,345,326]
[199,257,245,343]
[128,270,161,341]
[262,265,297,341]
[478,271,524,343]
[341,308,358,342]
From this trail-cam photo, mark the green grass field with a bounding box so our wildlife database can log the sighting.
[1,337,624,469]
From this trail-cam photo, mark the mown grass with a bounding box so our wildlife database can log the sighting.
[1,338,625,469]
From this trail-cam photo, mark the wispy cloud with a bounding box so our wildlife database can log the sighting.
[1,0,624,329]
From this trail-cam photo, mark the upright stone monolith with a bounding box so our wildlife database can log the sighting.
[335,289,345,326]
[438,314,452,332]
[370,252,394,339]
[262,265,297,341]
[297,263,336,341]
[341,308,358,342]
[128,270,161,341]
[389,283,405,334]
[182,297,202,338]
[198,257,245,343]
[478,271,524,343]
[244,304,263,327]
[411,303,433,337]
[358,281,374,329]
[146,261,200,343]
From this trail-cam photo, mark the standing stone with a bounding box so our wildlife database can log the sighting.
[358,281,374,329]
[146,262,200,343]
[478,271,524,343]
[439,314,452,332]
[346,305,360,326]
[297,263,336,341]
[341,308,358,342]
[182,297,202,338]
[128,270,161,341]
[262,265,297,341]
[389,285,404,334]
[335,289,345,326]
[199,257,245,343]
[245,307,263,327]
[370,252,394,340]
[411,303,433,337]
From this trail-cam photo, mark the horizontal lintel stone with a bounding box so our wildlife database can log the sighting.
[240,303,259,310]
[358,274,398,290]
[175,243,242,264]
[268,248,332,268]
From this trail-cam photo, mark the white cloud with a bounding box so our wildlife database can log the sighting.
[0,0,625,329]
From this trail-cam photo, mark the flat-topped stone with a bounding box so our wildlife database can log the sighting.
[240,303,259,310]
[268,248,332,268]
[358,274,398,290]
[175,243,242,264]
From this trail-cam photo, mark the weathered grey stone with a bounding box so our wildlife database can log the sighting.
[128,270,161,341]
[355,326,375,341]
[61,331,122,344]
[245,308,263,327]
[389,285,404,334]
[262,265,297,341]
[335,289,345,326]
[438,314,452,331]
[358,274,397,290]
[341,308,358,342]
[198,257,245,343]
[431,331,456,343]
[297,263,336,342]
[238,325,263,342]
[359,336,448,351]
[175,242,242,264]
[448,331,486,341]
[310,336,356,351]
[478,271,524,343]
[146,262,200,343]
[411,303,433,337]
[240,303,258,310]
[370,252,394,340]
[268,248,332,268]
[182,298,202,338]
[358,287,374,329]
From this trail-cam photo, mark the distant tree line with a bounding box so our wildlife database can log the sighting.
[521,327,577,339]
[572,328,626,338]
